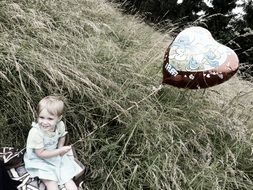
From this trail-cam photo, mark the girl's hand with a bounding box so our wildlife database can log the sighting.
[59,146,71,156]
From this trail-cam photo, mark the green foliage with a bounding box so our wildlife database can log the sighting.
[111,0,253,80]
[0,0,253,189]
[111,0,206,24]
[244,0,253,29]
[210,0,237,14]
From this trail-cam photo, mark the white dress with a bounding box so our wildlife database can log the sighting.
[24,122,83,185]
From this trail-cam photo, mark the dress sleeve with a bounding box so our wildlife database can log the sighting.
[57,121,68,137]
[26,127,44,149]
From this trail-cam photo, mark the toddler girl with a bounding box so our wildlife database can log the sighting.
[24,95,83,190]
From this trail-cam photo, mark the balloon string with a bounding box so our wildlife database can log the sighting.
[71,138,84,146]
[72,94,166,190]
[17,86,163,158]
[99,85,162,189]
[86,84,163,138]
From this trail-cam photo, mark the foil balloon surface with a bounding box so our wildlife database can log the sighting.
[162,26,239,89]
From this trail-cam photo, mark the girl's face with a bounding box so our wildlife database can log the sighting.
[38,108,61,131]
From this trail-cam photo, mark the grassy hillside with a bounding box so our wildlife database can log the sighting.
[1,0,253,189]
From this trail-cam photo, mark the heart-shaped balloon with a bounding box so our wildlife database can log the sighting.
[162,26,239,89]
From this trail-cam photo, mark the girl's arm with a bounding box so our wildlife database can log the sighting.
[57,121,67,148]
[58,136,66,148]
[35,146,71,158]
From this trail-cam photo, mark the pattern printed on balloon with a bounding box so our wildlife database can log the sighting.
[163,26,239,89]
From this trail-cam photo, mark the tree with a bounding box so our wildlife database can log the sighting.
[244,0,253,29]
[177,0,206,21]
[200,0,237,41]
[111,0,253,78]
[210,0,237,14]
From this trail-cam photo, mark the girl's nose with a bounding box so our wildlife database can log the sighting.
[41,120,48,125]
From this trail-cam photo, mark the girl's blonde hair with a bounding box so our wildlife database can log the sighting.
[36,95,65,117]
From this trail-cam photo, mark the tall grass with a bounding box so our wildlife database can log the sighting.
[1,0,253,189]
